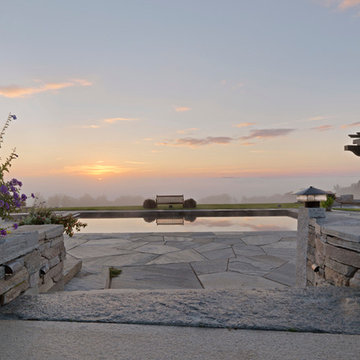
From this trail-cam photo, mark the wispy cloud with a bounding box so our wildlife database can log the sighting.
[311,125,333,131]
[234,122,255,128]
[240,128,295,140]
[157,136,234,147]
[0,79,92,98]
[176,128,198,135]
[339,0,360,9]
[104,117,138,123]
[175,106,191,112]
[307,115,328,122]
[341,121,360,128]
[320,0,360,10]
[77,124,101,129]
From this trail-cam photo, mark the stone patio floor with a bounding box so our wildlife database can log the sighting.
[64,230,297,291]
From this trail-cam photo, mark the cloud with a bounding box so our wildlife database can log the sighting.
[176,128,198,135]
[157,136,234,147]
[341,121,360,128]
[175,106,191,112]
[307,115,328,121]
[339,0,360,9]
[234,122,255,128]
[240,142,254,146]
[0,79,92,98]
[78,124,101,129]
[320,0,360,10]
[104,117,138,123]
[240,128,295,140]
[311,125,333,131]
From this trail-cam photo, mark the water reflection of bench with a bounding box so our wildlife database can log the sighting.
[156,218,185,225]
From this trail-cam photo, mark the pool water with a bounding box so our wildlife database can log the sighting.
[80,216,297,233]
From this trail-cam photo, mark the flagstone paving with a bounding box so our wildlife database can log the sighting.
[64,231,297,291]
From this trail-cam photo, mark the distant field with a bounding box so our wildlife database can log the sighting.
[49,202,301,211]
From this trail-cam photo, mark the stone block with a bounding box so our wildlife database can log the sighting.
[49,255,60,268]
[0,266,4,280]
[314,273,332,287]
[324,243,360,268]
[325,257,357,277]
[38,242,51,252]
[325,236,360,253]
[44,262,63,283]
[315,250,325,267]
[29,272,40,288]
[38,278,55,293]
[41,246,60,260]
[0,279,29,305]
[0,232,38,264]
[24,250,47,274]
[50,235,64,247]
[315,237,326,256]
[349,270,360,289]
[18,225,63,241]
[0,267,28,295]
[325,267,349,286]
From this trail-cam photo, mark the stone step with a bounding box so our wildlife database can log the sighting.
[63,255,82,285]
[1,287,359,335]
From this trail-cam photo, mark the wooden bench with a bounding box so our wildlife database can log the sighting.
[156,195,184,208]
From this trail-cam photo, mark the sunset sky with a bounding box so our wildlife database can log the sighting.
[1,0,360,200]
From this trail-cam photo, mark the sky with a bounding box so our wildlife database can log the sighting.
[1,0,360,201]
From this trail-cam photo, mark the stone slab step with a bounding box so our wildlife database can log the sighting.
[63,255,82,285]
[1,287,359,335]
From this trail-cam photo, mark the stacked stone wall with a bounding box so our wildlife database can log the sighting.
[307,221,360,288]
[0,225,65,305]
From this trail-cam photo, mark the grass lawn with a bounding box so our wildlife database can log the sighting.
[49,202,302,211]
[333,208,360,212]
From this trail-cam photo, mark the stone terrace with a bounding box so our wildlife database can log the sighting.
[64,230,296,291]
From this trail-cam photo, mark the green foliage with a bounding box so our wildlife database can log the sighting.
[20,202,87,237]
[109,267,122,278]
[143,198,157,209]
[321,196,334,211]
[183,198,197,208]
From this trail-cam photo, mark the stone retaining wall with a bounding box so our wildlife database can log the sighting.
[0,225,65,305]
[307,217,360,288]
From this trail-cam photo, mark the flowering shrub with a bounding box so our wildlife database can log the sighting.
[0,114,28,236]
[20,200,87,237]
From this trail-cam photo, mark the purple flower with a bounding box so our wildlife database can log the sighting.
[21,194,27,201]
[0,185,8,194]
[0,229,7,236]
[0,200,4,207]
[5,202,9,210]
[13,192,19,200]
[31,193,35,198]
[13,223,18,230]
[10,114,17,120]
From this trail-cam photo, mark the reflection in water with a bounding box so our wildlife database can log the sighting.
[189,219,234,227]
[80,216,296,233]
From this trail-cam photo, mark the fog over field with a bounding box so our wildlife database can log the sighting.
[20,174,360,206]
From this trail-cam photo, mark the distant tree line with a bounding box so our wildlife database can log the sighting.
[46,193,144,207]
[334,180,360,198]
